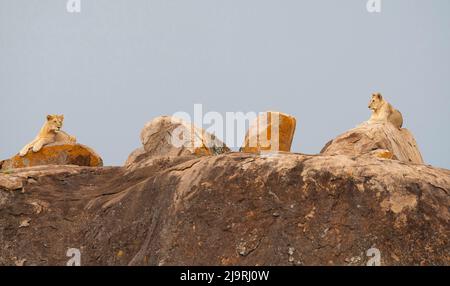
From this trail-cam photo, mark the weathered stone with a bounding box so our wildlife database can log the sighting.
[320,122,424,164]
[139,116,230,159]
[0,152,448,265]
[0,143,103,170]
[124,147,146,167]
[0,175,23,191]
[241,111,296,153]
[2,165,113,179]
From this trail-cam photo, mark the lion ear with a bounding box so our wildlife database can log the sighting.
[59,114,64,120]
[47,115,54,121]
[376,93,383,100]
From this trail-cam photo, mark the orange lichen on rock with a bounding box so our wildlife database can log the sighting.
[1,144,103,170]
[377,150,394,159]
[241,111,296,153]
[369,149,395,160]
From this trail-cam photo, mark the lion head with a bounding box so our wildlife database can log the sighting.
[46,114,64,133]
[368,93,384,111]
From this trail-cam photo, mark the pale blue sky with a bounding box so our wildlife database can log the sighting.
[1,0,449,168]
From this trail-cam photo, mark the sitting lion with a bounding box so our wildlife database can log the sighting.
[19,114,77,157]
[367,93,403,129]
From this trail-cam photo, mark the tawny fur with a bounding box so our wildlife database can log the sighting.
[19,114,77,157]
[367,93,403,129]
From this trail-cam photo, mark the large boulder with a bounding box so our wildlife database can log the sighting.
[0,143,103,170]
[125,116,229,166]
[0,151,448,265]
[320,122,424,164]
[240,111,296,153]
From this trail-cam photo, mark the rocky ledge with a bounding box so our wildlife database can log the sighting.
[0,144,103,171]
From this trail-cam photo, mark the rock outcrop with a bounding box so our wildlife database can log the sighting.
[241,111,296,153]
[126,116,229,166]
[0,118,448,266]
[0,144,103,171]
[124,147,146,167]
[320,122,424,164]
[0,151,448,265]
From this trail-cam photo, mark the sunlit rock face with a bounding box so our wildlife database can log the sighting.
[0,143,103,170]
[241,111,296,154]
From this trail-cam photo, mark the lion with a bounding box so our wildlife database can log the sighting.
[19,114,77,157]
[367,93,403,129]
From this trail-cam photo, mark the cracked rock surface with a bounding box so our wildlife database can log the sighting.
[0,151,449,265]
[321,122,424,164]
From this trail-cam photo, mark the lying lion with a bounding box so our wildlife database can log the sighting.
[19,114,77,157]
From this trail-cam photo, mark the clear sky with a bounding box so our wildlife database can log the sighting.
[1,0,449,168]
